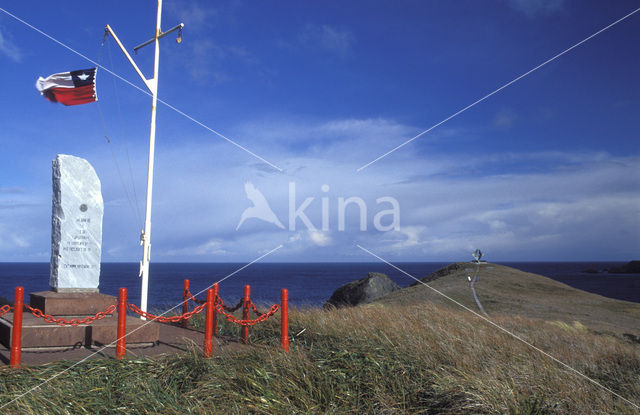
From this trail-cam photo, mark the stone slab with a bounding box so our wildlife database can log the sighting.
[50,154,103,291]
[29,291,117,316]
[0,312,159,348]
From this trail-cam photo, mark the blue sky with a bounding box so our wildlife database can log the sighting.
[0,0,638,262]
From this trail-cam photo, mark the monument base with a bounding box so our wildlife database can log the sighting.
[0,312,159,348]
[0,291,160,349]
[30,291,115,316]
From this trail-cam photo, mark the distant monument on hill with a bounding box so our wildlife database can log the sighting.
[472,249,486,263]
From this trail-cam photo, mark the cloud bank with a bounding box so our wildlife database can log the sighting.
[1,114,638,262]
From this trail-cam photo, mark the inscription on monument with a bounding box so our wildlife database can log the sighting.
[50,154,103,292]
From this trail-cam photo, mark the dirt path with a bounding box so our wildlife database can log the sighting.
[468,263,488,316]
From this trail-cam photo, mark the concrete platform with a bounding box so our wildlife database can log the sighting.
[0,323,251,366]
[0,312,160,348]
[29,291,117,316]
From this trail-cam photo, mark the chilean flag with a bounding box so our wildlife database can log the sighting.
[35,68,97,106]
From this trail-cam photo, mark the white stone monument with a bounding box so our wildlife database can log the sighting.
[7,156,159,348]
[50,154,103,292]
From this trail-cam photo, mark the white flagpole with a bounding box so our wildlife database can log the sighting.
[138,0,162,318]
[105,0,183,318]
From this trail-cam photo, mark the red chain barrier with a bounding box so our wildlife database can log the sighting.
[0,304,12,317]
[127,302,206,322]
[222,298,243,312]
[247,300,265,317]
[186,289,207,305]
[25,304,116,326]
[214,298,279,326]
[187,288,242,311]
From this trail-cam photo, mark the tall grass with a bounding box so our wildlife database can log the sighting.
[1,303,638,414]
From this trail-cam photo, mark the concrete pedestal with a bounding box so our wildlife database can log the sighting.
[0,291,159,349]
[30,291,118,316]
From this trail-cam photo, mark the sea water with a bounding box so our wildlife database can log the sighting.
[0,262,637,309]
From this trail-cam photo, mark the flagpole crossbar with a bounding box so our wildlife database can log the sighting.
[134,23,184,53]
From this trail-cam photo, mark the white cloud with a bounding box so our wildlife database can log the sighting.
[386,225,428,250]
[0,187,24,193]
[165,239,228,256]
[493,108,517,128]
[0,27,22,62]
[180,38,255,83]
[299,24,354,57]
[0,224,31,250]
[12,234,30,248]
[165,1,217,32]
[106,246,124,257]
[309,230,332,246]
[164,1,256,83]
[2,114,638,262]
[288,233,302,243]
[0,188,49,259]
[150,118,638,260]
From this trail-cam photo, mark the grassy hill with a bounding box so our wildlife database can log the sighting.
[375,262,640,338]
[1,263,639,414]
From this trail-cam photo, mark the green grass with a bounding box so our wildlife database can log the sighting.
[1,303,639,414]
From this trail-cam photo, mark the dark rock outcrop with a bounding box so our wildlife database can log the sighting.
[325,272,400,308]
[410,262,467,286]
[609,261,640,274]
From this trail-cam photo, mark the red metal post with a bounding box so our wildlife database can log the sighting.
[116,287,127,359]
[10,286,24,368]
[182,279,190,328]
[203,288,214,357]
[212,283,219,337]
[281,289,289,352]
[241,285,250,344]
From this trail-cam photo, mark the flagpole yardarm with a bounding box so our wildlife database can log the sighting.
[104,25,154,94]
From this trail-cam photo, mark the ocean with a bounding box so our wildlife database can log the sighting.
[0,262,638,309]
